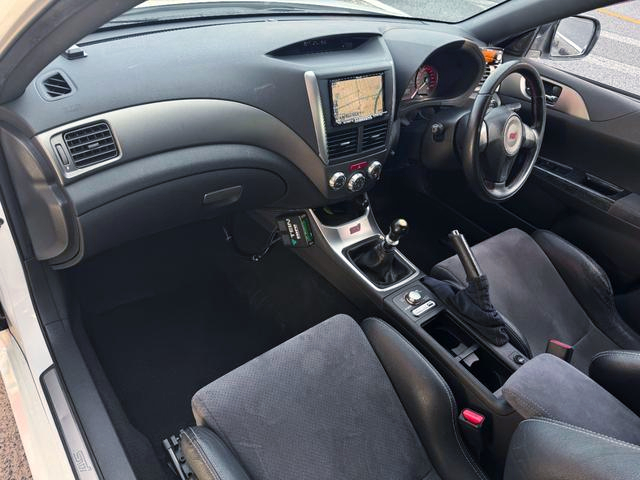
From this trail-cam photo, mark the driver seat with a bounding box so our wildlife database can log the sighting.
[431,228,640,372]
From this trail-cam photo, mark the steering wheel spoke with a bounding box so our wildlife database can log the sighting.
[522,123,539,150]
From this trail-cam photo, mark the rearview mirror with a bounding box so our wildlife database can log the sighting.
[547,16,600,60]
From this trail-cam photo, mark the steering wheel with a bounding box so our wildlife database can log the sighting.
[460,61,546,202]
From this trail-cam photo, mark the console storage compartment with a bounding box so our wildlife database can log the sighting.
[423,311,512,392]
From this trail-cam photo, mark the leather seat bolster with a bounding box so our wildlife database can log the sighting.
[361,317,487,480]
[504,418,640,480]
[502,353,640,445]
[180,426,250,480]
[532,230,640,350]
[590,350,640,416]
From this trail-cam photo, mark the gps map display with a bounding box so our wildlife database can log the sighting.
[330,74,385,125]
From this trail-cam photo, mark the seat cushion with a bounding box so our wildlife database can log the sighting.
[432,228,618,371]
[191,314,434,480]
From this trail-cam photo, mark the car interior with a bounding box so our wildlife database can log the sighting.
[1,0,640,479]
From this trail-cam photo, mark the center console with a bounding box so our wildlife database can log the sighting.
[303,36,396,201]
[275,195,530,466]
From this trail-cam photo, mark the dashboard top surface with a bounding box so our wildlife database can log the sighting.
[4,16,484,141]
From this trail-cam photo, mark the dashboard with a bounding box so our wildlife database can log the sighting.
[0,16,493,267]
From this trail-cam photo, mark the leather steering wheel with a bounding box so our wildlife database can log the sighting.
[460,61,546,202]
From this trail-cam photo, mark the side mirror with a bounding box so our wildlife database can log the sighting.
[544,16,600,60]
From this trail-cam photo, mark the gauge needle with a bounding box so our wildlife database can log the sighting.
[410,79,429,100]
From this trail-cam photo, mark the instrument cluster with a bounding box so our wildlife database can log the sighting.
[402,64,439,101]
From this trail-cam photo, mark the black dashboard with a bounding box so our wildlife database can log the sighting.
[0,15,489,267]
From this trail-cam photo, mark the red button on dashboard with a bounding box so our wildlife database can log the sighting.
[349,161,368,172]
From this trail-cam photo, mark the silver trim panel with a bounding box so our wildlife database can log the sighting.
[307,206,420,293]
[500,73,590,121]
[42,369,99,480]
[49,120,124,180]
[304,71,329,164]
[35,99,328,189]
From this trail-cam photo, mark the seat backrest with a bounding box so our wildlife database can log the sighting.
[431,228,618,371]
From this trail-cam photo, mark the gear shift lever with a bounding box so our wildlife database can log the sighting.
[351,218,412,286]
[385,219,409,247]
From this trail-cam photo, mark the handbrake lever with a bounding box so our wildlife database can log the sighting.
[422,229,510,346]
[448,230,482,281]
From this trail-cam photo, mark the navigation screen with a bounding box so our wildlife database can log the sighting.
[330,74,385,125]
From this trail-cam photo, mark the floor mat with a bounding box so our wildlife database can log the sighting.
[74,217,362,463]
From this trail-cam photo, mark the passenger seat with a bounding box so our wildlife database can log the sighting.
[180,315,640,479]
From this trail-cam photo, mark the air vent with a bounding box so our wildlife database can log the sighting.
[41,72,72,99]
[476,65,493,91]
[327,128,358,160]
[63,122,118,168]
[362,121,388,151]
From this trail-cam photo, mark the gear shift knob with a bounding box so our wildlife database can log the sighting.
[386,218,409,246]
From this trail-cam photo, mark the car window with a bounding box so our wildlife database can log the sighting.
[530,0,640,97]
[124,0,510,24]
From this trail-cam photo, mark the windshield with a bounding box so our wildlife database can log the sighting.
[109,0,509,26]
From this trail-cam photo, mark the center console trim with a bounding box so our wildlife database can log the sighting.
[307,206,420,292]
[304,71,330,164]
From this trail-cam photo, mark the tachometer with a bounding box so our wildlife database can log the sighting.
[413,65,438,98]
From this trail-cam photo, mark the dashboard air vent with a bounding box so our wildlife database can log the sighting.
[63,122,119,168]
[476,49,503,92]
[362,121,388,151]
[327,128,358,160]
[42,72,72,98]
[477,65,492,89]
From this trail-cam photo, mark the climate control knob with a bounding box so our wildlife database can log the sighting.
[347,172,366,192]
[367,161,383,180]
[328,172,346,191]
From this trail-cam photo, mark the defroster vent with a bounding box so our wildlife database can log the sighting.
[327,128,358,160]
[63,122,119,168]
[41,72,72,99]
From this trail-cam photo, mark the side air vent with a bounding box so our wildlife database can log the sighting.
[327,128,358,160]
[476,49,503,92]
[362,121,388,151]
[477,65,492,90]
[63,122,119,168]
[41,72,73,99]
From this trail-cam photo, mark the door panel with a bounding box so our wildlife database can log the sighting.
[498,60,640,291]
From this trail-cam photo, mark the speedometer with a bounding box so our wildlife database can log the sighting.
[414,65,438,97]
